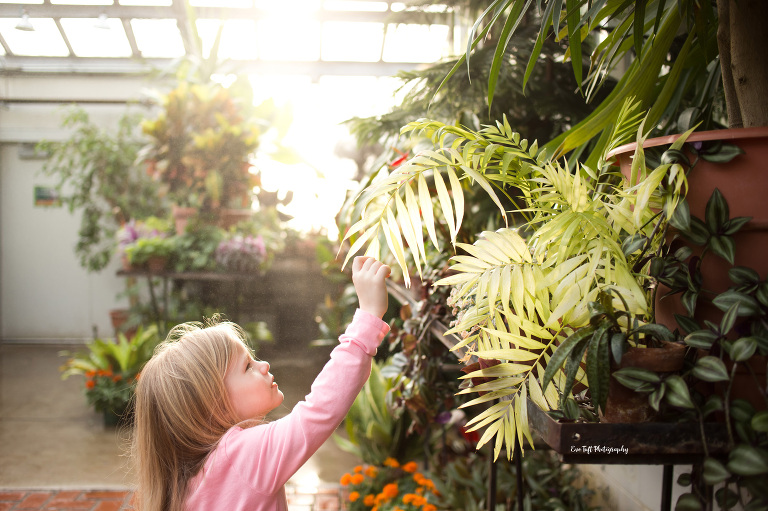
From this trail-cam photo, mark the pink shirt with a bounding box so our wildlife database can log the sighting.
[184,309,389,511]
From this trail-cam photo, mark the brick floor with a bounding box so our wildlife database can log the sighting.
[0,486,345,511]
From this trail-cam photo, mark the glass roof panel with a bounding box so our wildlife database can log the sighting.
[254,0,321,12]
[60,17,133,57]
[383,23,449,63]
[196,19,258,60]
[0,18,69,56]
[119,0,172,5]
[322,21,383,62]
[191,0,253,6]
[0,1,43,4]
[131,18,185,58]
[324,1,388,11]
[51,0,112,5]
[257,18,321,61]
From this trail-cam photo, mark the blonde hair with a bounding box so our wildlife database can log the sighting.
[132,318,253,511]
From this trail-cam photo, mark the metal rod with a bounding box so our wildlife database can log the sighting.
[661,464,673,511]
[488,451,497,511]
[515,442,524,511]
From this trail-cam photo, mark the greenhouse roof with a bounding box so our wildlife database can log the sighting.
[0,0,455,76]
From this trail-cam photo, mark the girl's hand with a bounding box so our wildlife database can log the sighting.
[352,256,391,319]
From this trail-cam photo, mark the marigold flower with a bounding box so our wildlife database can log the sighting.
[402,493,418,504]
[354,465,363,473]
[112,375,122,383]
[351,473,365,485]
[85,380,95,389]
[364,466,378,478]
[402,461,418,473]
[349,491,360,502]
[382,483,398,499]
[423,504,437,511]
[364,494,375,506]
[413,473,426,485]
[85,370,96,378]
[383,457,399,468]
[340,473,353,486]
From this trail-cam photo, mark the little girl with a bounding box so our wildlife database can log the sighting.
[132,256,391,511]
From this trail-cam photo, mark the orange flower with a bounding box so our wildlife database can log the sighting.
[402,493,419,504]
[354,465,363,473]
[351,473,365,485]
[402,461,418,473]
[85,370,96,378]
[112,375,122,383]
[383,457,400,468]
[85,379,95,389]
[363,494,375,506]
[340,473,353,486]
[364,465,379,478]
[349,491,360,502]
[382,483,398,499]
[413,473,426,485]
[423,505,437,511]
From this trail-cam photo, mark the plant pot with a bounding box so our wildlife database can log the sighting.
[172,204,197,235]
[218,208,253,229]
[109,309,130,331]
[146,255,167,273]
[603,341,686,423]
[609,128,768,331]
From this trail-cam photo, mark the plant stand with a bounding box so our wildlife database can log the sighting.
[488,401,730,511]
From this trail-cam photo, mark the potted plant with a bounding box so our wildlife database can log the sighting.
[214,234,268,274]
[60,324,161,425]
[124,235,176,273]
[140,81,261,228]
[37,107,165,272]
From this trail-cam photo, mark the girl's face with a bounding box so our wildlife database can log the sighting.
[224,340,284,421]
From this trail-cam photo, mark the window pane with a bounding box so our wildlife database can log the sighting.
[0,1,43,4]
[119,0,172,5]
[383,23,449,63]
[60,18,133,58]
[0,18,69,56]
[51,0,112,4]
[322,22,383,62]
[257,19,320,61]
[191,0,252,6]
[253,0,320,12]
[324,1,388,11]
[131,19,185,58]
[196,19,258,60]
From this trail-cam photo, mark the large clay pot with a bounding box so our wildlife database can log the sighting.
[603,341,686,423]
[608,128,768,329]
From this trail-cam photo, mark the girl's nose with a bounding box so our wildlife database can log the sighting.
[258,360,270,374]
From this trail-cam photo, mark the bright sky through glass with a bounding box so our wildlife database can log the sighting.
[61,18,133,57]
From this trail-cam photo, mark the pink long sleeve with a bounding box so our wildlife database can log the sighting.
[185,309,389,511]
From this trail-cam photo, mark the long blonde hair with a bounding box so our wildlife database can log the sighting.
[132,319,252,511]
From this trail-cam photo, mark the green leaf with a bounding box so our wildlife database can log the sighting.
[692,356,729,382]
[669,199,691,231]
[675,493,703,511]
[730,337,757,362]
[702,457,730,485]
[541,325,596,392]
[723,216,752,236]
[751,411,768,432]
[727,445,768,476]
[665,375,694,409]
[610,332,626,365]
[705,188,729,233]
[633,323,674,342]
[649,382,666,411]
[720,303,740,335]
[728,266,760,286]
[702,395,723,418]
[700,143,744,163]
[586,324,611,412]
[677,473,692,487]
[709,235,735,265]
[683,217,710,245]
[560,337,590,406]
[713,290,761,316]
[674,314,700,335]
[684,330,718,350]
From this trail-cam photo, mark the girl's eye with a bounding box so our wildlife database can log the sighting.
[246,362,252,372]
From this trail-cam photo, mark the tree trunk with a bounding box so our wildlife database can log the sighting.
[717,0,768,128]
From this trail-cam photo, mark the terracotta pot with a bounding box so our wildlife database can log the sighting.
[172,204,197,235]
[218,208,253,229]
[146,255,167,273]
[603,341,686,423]
[109,309,130,331]
[609,128,768,331]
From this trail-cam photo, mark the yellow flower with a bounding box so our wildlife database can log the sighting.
[402,461,419,473]
[349,491,360,502]
[383,457,400,468]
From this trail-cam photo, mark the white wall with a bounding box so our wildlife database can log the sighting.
[0,75,151,342]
